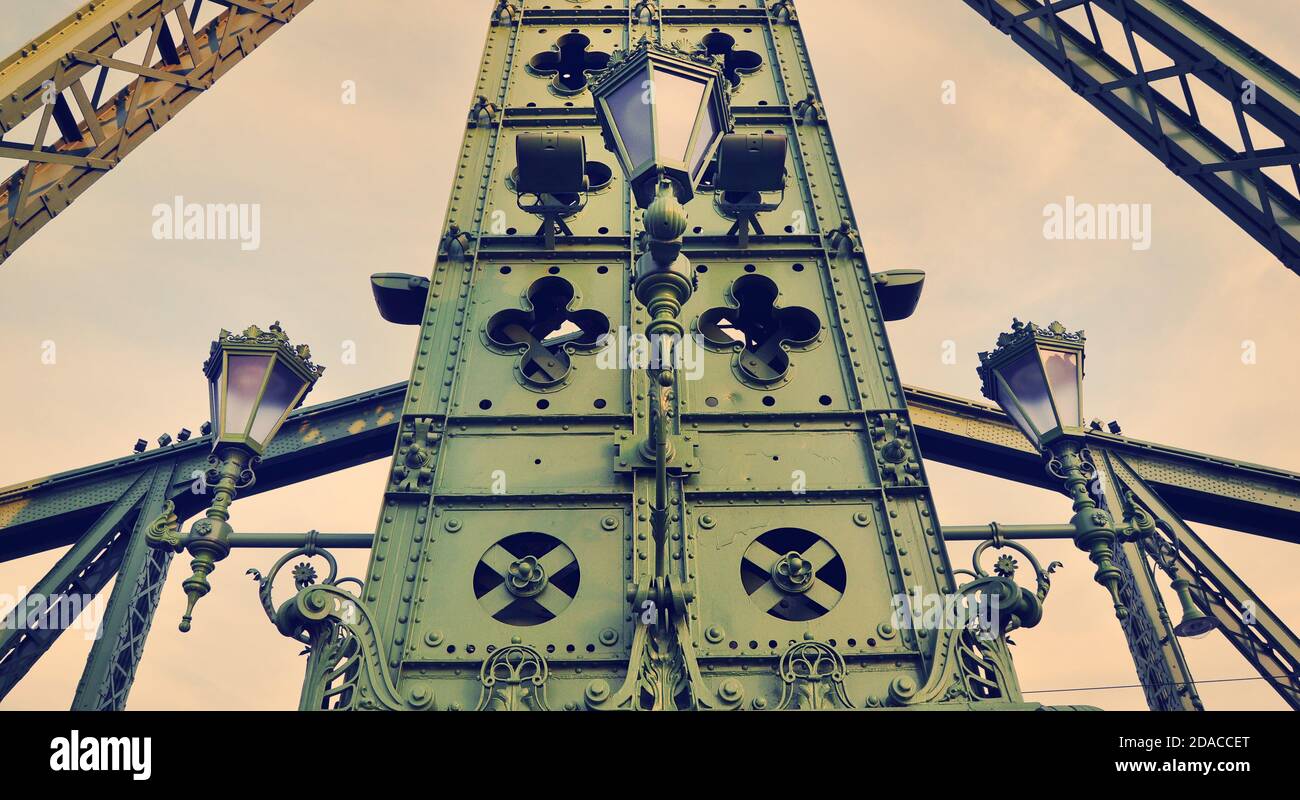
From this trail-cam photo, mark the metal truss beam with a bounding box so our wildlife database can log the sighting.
[5,382,1298,562]
[1114,535,1202,710]
[0,467,155,702]
[0,382,402,562]
[0,380,395,706]
[905,385,1300,542]
[0,0,315,267]
[1103,451,1300,709]
[1092,452,1202,710]
[964,0,1300,276]
[70,462,177,710]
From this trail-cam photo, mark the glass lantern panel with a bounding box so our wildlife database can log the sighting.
[1001,351,1057,438]
[248,359,306,447]
[1041,349,1081,428]
[689,97,719,177]
[996,374,1040,449]
[224,354,271,437]
[208,373,220,436]
[606,67,654,169]
[653,70,707,162]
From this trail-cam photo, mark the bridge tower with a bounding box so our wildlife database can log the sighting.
[287,0,1035,711]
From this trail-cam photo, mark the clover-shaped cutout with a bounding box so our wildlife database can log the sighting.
[699,32,763,88]
[486,275,610,388]
[698,273,820,384]
[528,33,611,95]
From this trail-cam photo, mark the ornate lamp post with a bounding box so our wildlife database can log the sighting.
[149,322,323,631]
[978,320,1128,620]
[590,39,730,593]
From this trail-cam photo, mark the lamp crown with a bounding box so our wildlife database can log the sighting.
[589,35,722,94]
[977,318,1084,400]
[204,321,325,381]
[984,318,1085,354]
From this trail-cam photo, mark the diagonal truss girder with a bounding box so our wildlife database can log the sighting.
[1092,453,1203,710]
[0,467,154,701]
[964,0,1300,276]
[0,381,396,706]
[1103,450,1300,709]
[0,0,315,267]
[70,461,177,711]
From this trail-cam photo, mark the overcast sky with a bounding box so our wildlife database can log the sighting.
[1,0,1297,710]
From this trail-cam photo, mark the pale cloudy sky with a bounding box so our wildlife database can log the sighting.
[1,1,1297,710]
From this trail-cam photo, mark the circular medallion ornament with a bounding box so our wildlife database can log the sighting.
[741,528,845,621]
[473,532,580,626]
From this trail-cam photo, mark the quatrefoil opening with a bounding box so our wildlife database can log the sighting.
[699,32,763,88]
[486,276,610,389]
[698,273,820,385]
[528,33,611,95]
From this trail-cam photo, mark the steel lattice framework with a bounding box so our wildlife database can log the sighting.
[4,380,1298,709]
[0,0,314,266]
[965,0,1300,276]
[0,0,1297,711]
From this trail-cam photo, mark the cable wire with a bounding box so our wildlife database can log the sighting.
[1023,674,1288,694]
